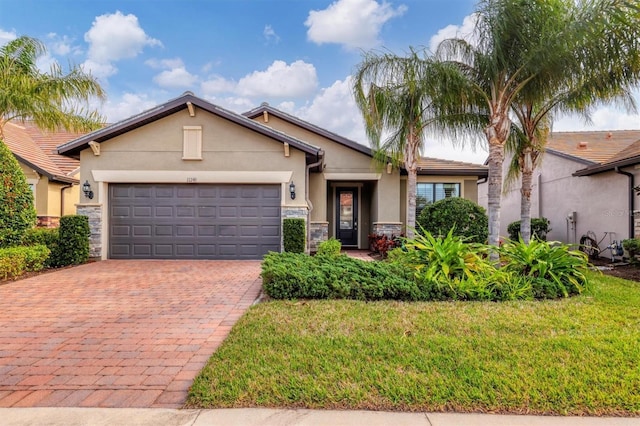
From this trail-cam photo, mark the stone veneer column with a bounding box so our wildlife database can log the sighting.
[76,204,102,259]
[309,221,329,251]
[372,222,403,238]
[635,211,640,239]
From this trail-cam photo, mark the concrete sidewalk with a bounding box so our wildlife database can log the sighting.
[1,408,639,426]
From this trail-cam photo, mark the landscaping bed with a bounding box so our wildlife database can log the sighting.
[187,272,640,415]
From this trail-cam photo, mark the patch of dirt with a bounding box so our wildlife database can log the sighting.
[590,257,640,282]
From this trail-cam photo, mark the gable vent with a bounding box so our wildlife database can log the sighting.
[577,141,588,149]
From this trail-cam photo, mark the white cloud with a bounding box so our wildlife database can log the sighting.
[0,29,17,46]
[263,25,280,44]
[201,75,237,96]
[145,57,184,70]
[297,77,366,142]
[46,33,82,56]
[236,60,318,97]
[153,67,198,89]
[554,105,640,132]
[82,11,161,79]
[429,13,478,53]
[200,95,255,114]
[305,0,407,50]
[100,92,158,123]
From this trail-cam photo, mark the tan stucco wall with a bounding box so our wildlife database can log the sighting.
[252,114,401,224]
[80,109,307,205]
[478,152,634,243]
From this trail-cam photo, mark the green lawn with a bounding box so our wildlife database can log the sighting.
[186,273,640,415]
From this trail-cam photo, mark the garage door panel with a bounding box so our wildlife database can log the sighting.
[109,184,281,259]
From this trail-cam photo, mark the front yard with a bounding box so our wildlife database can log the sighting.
[187,272,640,415]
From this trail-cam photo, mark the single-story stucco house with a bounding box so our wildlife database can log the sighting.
[57,92,487,260]
[478,130,640,246]
[3,121,81,227]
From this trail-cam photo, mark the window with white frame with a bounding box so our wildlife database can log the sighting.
[182,126,202,160]
[416,182,460,215]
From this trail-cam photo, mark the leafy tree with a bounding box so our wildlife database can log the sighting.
[352,50,463,238]
[0,140,36,247]
[506,1,640,243]
[0,36,104,242]
[0,36,105,134]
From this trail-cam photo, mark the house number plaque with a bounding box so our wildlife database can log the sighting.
[187,177,197,183]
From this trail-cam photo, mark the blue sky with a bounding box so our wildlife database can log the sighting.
[1,0,639,164]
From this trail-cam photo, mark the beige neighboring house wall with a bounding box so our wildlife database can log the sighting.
[479,130,640,246]
[5,121,81,227]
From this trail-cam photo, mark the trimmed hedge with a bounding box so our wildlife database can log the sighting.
[283,218,305,253]
[262,252,422,301]
[56,215,90,266]
[22,227,60,268]
[0,245,50,280]
[417,197,488,243]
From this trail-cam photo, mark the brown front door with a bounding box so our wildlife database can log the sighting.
[336,187,358,246]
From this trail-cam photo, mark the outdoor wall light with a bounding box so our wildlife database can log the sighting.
[289,181,296,200]
[82,180,94,200]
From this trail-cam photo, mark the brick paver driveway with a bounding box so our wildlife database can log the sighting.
[0,260,262,408]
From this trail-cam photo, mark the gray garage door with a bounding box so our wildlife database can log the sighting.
[109,184,281,259]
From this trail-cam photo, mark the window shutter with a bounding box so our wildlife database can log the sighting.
[183,126,202,160]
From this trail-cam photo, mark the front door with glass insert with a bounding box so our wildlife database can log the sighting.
[336,187,358,246]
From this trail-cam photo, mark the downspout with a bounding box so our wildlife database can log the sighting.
[60,183,74,221]
[615,167,634,239]
[305,151,325,252]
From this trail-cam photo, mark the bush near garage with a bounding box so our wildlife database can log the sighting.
[22,227,60,268]
[0,245,50,280]
[283,218,305,253]
[55,215,90,266]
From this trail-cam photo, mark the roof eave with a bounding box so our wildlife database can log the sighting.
[573,156,640,176]
[13,154,78,184]
[544,148,600,166]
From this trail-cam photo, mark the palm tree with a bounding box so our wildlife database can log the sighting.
[0,36,105,135]
[352,50,465,238]
[435,0,640,250]
[505,0,640,243]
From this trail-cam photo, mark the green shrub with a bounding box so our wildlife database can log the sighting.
[622,238,640,264]
[262,252,421,301]
[499,238,590,297]
[0,140,37,247]
[22,227,60,268]
[507,218,551,241]
[316,237,341,257]
[283,218,305,253]
[0,245,50,279]
[417,197,488,243]
[56,215,90,266]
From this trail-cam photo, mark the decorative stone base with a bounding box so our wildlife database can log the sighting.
[372,222,403,237]
[310,221,329,251]
[635,212,640,238]
[36,216,60,228]
[77,204,103,258]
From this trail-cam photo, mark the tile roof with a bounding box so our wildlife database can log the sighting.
[545,130,640,164]
[416,157,488,177]
[2,121,81,183]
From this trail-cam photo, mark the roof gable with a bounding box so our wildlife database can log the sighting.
[243,103,373,157]
[416,157,488,177]
[2,121,80,183]
[58,93,323,159]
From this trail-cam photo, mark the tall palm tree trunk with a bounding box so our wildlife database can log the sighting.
[404,131,419,239]
[485,112,511,257]
[520,160,533,243]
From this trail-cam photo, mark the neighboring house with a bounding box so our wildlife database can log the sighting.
[2,121,81,227]
[478,130,640,245]
[57,93,487,260]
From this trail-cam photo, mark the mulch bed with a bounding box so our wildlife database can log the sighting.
[590,257,640,282]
